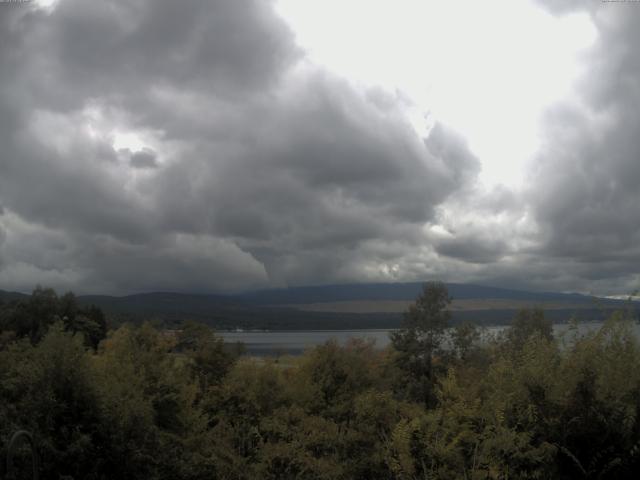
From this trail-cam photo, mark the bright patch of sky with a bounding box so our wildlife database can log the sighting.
[33,0,58,10]
[276,0,597,188]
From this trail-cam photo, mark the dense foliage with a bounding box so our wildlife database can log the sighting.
[0,285,639,479]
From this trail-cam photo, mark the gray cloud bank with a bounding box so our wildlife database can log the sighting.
[0,0,638,295]
[525,1,640,294]
[0,0,479,293]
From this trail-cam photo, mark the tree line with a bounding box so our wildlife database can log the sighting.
[0,282,639,479]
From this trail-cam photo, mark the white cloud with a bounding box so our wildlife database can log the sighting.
[276,0,597,188]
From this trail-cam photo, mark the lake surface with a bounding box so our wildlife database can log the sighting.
[220,321,640,356]
[221,329,393,355]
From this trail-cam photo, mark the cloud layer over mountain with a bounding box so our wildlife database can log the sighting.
[0,0,638,295]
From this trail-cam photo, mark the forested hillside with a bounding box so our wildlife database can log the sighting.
[1,283,640,478]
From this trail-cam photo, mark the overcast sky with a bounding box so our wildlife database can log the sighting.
[0,0,638,295]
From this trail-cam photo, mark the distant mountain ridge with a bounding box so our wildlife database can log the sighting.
[0,289,29,302]
[236,282,598,305]
[0,283,633,330]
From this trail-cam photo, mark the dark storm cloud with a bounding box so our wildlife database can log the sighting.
[0,224,6,259]
[0,0,298,292]
[9,0,298,110]
[435,234,509,265]
[0,0,480,293]
[146,76,480,286]
[0,0,296,244]
[128,149,158,169]
[525,3,640,293]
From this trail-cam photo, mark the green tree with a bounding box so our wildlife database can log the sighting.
[94,323,208,479]
[0,288,107,348]
[1,287,59,343]
[177,321,238,393]
[451,321,481,362]
[0,323,104,479]
[295,338,380,421]
[506,307,553,352]
[61,292,108,349]
[390,281,451,406]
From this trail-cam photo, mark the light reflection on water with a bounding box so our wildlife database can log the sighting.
[220,321,640,356]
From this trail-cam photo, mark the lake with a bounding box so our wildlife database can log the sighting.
[221,329,393,355]
[220,321,639,356]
